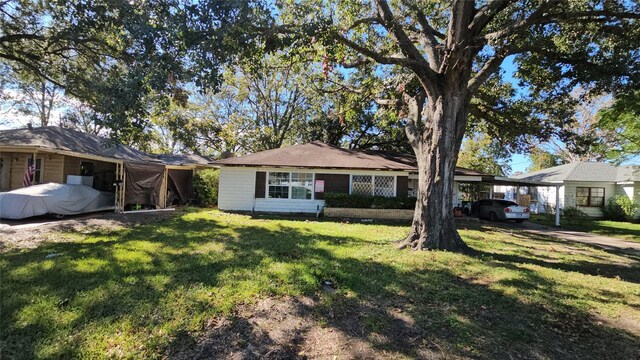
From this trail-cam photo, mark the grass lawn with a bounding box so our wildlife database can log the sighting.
[530,214,640,242]
[1,209,639,359]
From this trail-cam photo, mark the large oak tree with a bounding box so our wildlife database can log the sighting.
[276,0,640,251]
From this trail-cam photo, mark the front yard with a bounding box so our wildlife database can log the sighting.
[1,209,639,359]
[530,214,640,242]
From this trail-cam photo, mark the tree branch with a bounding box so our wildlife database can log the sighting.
[413,9,443,70]
[373,0,440,96]
[374,0,429,66]
[333,33,420,68]
[346,17,382,30]
[0,52,68,90]
[468,0,515,36]
[467,54,506,94]
[0,33,46,43]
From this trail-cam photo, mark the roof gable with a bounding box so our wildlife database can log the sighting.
[513,161,639,182]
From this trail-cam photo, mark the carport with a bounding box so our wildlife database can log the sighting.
[488,176,562,226]
[0,126,214,214]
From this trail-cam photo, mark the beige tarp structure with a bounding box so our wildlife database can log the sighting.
[124,162,166,206]
[167,169,194,204]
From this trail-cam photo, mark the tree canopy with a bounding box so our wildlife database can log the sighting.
[0,0,269,140]
[272,0,640,251]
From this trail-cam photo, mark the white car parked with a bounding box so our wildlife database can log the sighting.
[472,199,530,222]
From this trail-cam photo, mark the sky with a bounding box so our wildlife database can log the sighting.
[499,56,532,175]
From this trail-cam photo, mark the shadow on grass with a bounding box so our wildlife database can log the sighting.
[530,215,640,241]
[1,213,639,359]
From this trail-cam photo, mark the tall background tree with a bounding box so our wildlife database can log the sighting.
[457,133,510,176]
[0,0,269,140]
[275,0,640,251]
[597,90,640,162]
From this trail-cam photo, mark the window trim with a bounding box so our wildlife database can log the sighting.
[266,171,315,200]
[576,186,605,208]
[349,174,397,197]
[33,157,43,184]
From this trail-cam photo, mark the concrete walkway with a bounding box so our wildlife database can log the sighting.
[520,221,640,254]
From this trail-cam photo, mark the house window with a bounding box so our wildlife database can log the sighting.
[33,159,42,183]
[268,172,290,198]
[350,175,395,197]
[576,187,605,207]
[351,175,373,195]
[374,176,395,197]
[291,173,313,199]
[267,172,314,200]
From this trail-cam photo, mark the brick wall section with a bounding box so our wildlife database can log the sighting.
[324,207,414,220]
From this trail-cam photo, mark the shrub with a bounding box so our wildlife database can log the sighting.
[323,192,416,209]
[561,206,589,225]
[193,169,219,207]
[603,195,639,221]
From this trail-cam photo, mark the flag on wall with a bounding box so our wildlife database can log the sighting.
[23,156,35,187]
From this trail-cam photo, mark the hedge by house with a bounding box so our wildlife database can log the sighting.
[193,169,219,207]
[323,192,417,209]
[603,195,640,221]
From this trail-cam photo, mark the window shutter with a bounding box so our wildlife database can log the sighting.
[255,171,266,198]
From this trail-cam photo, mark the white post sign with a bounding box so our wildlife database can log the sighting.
[315,180,325,193]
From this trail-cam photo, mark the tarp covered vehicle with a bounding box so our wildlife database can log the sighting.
[0,183,115,219]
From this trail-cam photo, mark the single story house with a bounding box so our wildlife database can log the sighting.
[213,141,497,214]
[494,162,640,217]
[0,126,214,211]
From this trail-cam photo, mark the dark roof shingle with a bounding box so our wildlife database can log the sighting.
[0,126,211,167]
[214,141,492,176]
[214,141,417,170]
[0,126,157,162]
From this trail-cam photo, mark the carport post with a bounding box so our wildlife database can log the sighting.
[555,185,560,227]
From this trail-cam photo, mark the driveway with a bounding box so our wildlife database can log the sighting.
[0,210,178,251]
[519,221,640,254]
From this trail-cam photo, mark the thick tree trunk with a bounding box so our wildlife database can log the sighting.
[398,92,470,252]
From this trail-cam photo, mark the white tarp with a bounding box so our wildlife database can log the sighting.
[0,183,114,219]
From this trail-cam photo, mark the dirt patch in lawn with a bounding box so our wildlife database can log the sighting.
[0,210,179,251]
[169,296,444,360]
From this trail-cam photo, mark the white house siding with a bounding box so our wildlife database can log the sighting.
[494,184,563,213]
[616,184,634,199]
[218,166,410,213]
[218,167,257,211]
[563,181,616,217]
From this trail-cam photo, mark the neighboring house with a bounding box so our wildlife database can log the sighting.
[213,141,496,214]
[495,162,640,217]
[0,126,214,210]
